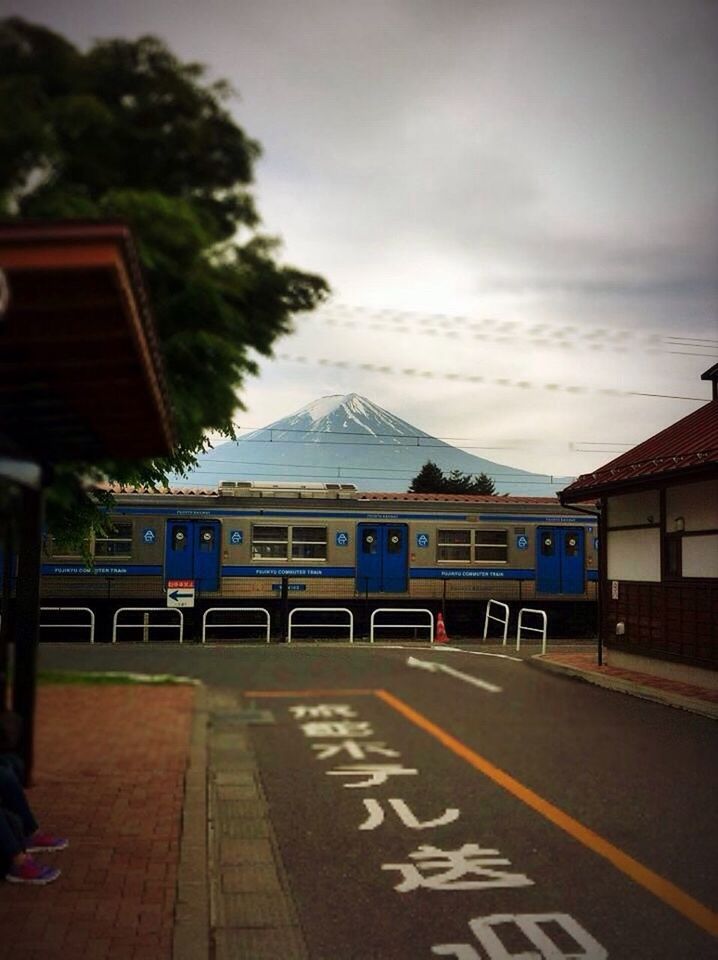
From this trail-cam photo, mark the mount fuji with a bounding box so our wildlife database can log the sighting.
[170,394,567,496]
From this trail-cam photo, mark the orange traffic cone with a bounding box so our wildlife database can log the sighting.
[435,612,448,644]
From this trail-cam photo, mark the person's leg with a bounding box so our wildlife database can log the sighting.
[0,807,24,874]
[1,810,62,884]
[0,764,37,836]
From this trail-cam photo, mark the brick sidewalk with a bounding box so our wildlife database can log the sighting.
[0,684,196,960]
[538,651,718,707]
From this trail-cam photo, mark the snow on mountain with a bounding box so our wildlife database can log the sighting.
[170,394,567,496]
[243,393,433,443]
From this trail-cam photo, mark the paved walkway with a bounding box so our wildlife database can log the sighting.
[532,650,718,719]
[0,684,195,960]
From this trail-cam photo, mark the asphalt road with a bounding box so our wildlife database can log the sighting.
[39,641,718,958]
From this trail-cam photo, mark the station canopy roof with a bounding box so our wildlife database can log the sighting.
[0,221,175,465]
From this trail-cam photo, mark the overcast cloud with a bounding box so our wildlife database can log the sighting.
[7,0,718,478]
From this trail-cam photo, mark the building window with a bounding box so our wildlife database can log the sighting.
[251,525,327,561]
[665,534,682,578]
[94,522,133,558]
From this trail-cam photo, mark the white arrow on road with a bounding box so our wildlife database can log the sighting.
[407,656,502,693]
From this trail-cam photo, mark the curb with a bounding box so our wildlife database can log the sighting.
[529,655,718,721]
[174,683,210,960]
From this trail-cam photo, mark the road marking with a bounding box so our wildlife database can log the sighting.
[376,688,718,940]
[243,688,376,698]
[407,656,502,693]
[441,647,523,663]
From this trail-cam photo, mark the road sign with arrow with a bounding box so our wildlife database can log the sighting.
[167,579,195,608]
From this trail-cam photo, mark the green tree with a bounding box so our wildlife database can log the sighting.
[408,462,497,495]
[473,471,496,495]
[0,18,329,546]
[408,461,446,493]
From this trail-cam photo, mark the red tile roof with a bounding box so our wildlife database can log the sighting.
[560,400,718,501]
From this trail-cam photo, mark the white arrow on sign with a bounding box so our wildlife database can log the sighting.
[407,656,502,693]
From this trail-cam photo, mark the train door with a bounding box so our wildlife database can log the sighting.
[536,526,585,595]
[356,523,408,592]
[165,520,221,592]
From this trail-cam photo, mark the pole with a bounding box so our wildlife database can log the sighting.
[280,576,289,642]
[12,484,43,785]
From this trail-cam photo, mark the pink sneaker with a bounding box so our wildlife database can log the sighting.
[26,831,69,853]
[6,856,61,885]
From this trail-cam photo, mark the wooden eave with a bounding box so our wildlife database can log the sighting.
[0,221,175,463]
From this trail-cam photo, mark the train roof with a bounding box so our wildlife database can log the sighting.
[103,481,591,509]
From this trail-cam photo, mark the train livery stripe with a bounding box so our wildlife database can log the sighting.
[114,505,592,523]
[41,564,163,576]
[41,563,599,581]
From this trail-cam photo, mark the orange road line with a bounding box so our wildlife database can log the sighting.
[244,689,377,698]
[376,688,718,939]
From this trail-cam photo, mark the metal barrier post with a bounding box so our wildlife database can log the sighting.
[483,599,510,644]
[369,608,434,643]
[516,608,548,654]
[287,608,354,643]
[39,607,95,644]
[201,608,271,643]
[112,608,184,643]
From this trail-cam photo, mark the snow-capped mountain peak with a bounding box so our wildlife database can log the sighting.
[247,394,434,444]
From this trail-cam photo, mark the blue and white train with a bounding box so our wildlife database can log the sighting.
[38,482,598,639]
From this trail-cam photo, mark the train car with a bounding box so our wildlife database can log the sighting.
[38,481,599,640]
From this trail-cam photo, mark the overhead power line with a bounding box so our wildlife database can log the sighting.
[210,429,635,452]
[313,302,718,356]
[273,352,707,402]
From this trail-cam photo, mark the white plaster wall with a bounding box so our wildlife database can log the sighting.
[607,528,661,581]
[607,489,660,528]
[666,478,718,532]
[682,534,718,578]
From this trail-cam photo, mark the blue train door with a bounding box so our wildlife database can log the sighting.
[356,523,408,592]
[165,520,221,592]
[536,526,585,595]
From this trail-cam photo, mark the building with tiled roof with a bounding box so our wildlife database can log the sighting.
[560,366,718,685]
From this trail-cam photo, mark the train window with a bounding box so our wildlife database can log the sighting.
[564,534,579,557]
[541,533,555,556]
[291,526,327,560]
[46,535,88,559]
[199,525,215,552]
[94,522,133,558]
[474,529,508,563]
[252,525,289,560]
[437,529,471,562]
[362,528,378,554]
[387,527,403,554]
[171,524,189,552]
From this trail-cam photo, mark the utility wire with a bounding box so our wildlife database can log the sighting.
[273,352,707,402]
[319,301,718,350]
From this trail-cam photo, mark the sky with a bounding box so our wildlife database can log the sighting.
[7,0,718,479]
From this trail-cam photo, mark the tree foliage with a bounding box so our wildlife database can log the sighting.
[0,18,329,547]
[409,461,496,495]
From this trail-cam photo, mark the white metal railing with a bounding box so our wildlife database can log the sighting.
[370,608,434,644]
[202,607,271,644]
[40,606,95,643]
[516,608,548,654]
[483,599,510,644]
[112,607,184,643]
[287,607,354,643]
